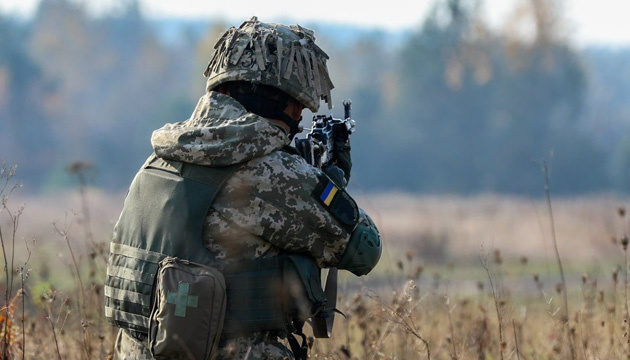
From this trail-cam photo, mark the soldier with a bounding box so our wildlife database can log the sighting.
[105,16,381,360]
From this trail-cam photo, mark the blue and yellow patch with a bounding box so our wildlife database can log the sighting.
[313,175,359,229]
[320,182,339,206]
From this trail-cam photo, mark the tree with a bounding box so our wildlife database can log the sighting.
[0,12,56,189]
[377,0,607,194]
[27,0,183,189]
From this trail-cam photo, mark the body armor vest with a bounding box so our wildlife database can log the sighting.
[105,155,237,333]
[105,154,329,348]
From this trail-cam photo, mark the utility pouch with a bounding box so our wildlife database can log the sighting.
[149,257,226,360]
[285,254,327,321]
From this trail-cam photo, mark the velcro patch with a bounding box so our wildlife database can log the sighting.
[313,175,359,229]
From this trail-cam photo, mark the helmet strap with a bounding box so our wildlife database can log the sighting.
[280,114,303,140]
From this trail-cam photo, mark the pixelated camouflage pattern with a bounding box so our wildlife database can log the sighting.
[113,329,153,360]
[152,90,352,269]
[215,333,295,360]
[204,16,334,112]
[151,92,289,167]
[203,148,350,268]
[114,90,350,358]
[113,328,294,360]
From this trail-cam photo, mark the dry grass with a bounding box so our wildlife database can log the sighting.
[1,176,629,358]
[360,192,622,263]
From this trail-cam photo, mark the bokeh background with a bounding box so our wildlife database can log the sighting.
[1,2,630,357]
[1,0,630,274]
[2,0,630,196]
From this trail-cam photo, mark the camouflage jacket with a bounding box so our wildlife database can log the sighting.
[111,91,361,359]
[151,91,352,268]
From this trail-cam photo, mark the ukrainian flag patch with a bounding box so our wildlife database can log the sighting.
[313,174,359,229]
[320,182,339,206]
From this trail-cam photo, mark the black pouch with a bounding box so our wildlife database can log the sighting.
[149,257,226,360]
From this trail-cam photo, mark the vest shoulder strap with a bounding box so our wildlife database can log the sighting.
[144,154,238,189]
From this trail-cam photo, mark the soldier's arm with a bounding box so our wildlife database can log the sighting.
[211,151,380,273]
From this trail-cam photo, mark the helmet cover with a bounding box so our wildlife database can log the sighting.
[204,16,334,112]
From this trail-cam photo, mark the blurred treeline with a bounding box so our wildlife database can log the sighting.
[1,0,630,196]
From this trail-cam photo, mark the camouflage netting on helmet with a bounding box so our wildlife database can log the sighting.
[204,16,334,112]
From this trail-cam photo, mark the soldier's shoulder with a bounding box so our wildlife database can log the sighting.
[248,148,318,176]
[226,149,321,195]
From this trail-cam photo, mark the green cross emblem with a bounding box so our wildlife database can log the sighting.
[166,282,198,317]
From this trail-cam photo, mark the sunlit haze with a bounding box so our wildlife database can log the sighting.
[1,0,629,47]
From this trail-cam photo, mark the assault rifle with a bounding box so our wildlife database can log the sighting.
[294,100,355,170]
[294,100,355,338]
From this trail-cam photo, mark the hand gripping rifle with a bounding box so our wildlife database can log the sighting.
[294,100,354,338]
[295,100,355,170]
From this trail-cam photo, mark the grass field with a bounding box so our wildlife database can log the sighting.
[1,169,629,359]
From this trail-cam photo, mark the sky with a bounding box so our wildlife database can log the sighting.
[0,0,629,48]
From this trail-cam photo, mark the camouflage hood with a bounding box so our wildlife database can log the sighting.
[151,91,290,167]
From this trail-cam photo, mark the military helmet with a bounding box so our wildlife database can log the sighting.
[204,16,334,112]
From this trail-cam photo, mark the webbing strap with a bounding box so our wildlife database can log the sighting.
[105,306,149,329]
[110,242,164,264]
[312,267,338,338]
[287,330,308,360]
[104,285,151,306]
[105,252,155,328]
[105,251,158,325]
[146,153,237,191]
[107,264,156,286]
